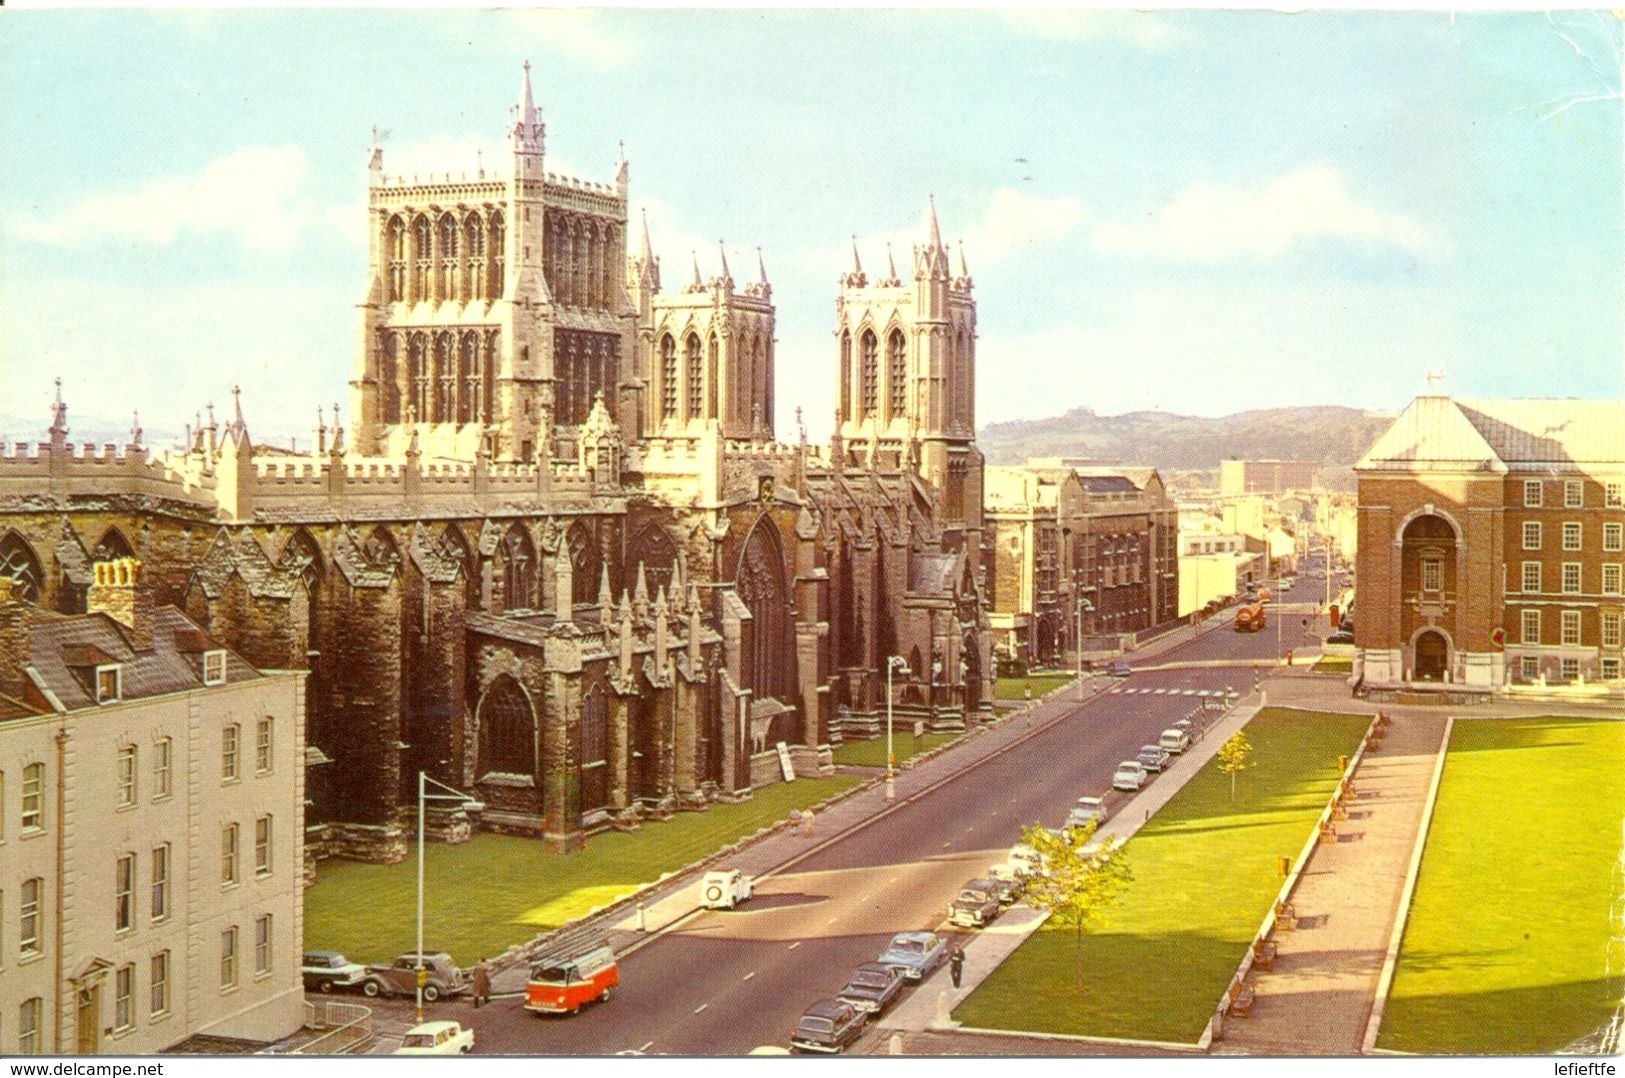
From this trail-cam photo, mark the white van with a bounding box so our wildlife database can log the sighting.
[1159,727,1191,754]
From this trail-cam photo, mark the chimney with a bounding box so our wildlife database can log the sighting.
[0,577,32,701]
[88,557,155,651]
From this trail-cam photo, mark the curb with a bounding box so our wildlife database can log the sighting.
[951,1025,1205,1054]
[1360,715,1453,1055]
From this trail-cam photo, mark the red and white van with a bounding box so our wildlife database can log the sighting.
[524,944,619,1015]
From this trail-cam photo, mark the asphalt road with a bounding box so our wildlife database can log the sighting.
[391,608,1307,1055]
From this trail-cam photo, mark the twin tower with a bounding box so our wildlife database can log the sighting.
[349,64,978,515]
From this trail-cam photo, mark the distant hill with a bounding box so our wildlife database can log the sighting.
[978,405,1396,475]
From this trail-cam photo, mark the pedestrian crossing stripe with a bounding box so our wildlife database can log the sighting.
[1183,689,1196,696]
[1153,688,1167,694]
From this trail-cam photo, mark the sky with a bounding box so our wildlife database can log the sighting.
[1,8,1621,447]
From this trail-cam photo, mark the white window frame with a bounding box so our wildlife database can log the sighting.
[1564,479,1583,507]
[1563,521,1582,551]
[255,914,273,976]
[151,843,170,923]
[256,717,273,775]
[254,815,272,878]
[95,664,122,704]
[1562,562,1582,595]
[1524,479,1543,507]
[1561,610,1582,646]
[114,963,135,1033]
[150,951,170,1018]
[1561,656,1580,681]
[115,853,135,933]
[116,745,137,808]
[1607,481,1622,508]
[1604,612,1622,649]
[1522,521,1541,550]
[1606,522,1623,553]
[1605,564,1622,596]
[1520,655,1540,680]
[1603,657,1621,681]
[1421,557,1442,593]
[153,737,172,801]
[20,763,43,832]
[1521,608,1541,645]
[221,927,238,989]
[20,878,41,956]
[222,724,240,782]
[202,649,227,686]
[222,823,239,887]
[1521,561,1541,593]
[19,997,42,1054]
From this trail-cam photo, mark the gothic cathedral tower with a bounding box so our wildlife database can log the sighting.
[833,198,984,544]
[350,63,638,464]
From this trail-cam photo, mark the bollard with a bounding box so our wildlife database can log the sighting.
[637,902,647,933]
[888,1033,904,1055]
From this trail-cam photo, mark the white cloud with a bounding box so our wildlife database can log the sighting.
[963,188,1088,264]
[998,9,1189,51]
[1092,167,1441,265]
[12,145,314,251]
[500,9,648,73]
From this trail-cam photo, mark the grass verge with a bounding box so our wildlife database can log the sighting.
[1314,655,1352,673]
[1377,716,1625,1053]
[953,707,1369,1042]
[304,774,861,967]
[830,731,958,768]
[994,673,1075,701]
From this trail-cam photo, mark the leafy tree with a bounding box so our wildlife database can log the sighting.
[1016,820,1133,988]
[1217,731,1256,802]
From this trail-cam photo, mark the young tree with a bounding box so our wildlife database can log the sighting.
[1217,730,1256,802]
[1017,820,1133,988]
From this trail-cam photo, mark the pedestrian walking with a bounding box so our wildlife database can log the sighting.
[801,808,815,838]
[948,944,965,988]
[471,958,491,1009]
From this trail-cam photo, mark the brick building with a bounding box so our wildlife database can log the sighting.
[0,567,306,1054]
[0,69,990,862]
[1219,458,1320,496]
[1354,393,1624,691]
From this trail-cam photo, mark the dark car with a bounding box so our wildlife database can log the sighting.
[1136,744,1170,773]
[303,950,367,994]
[790,998,867,1053]
[363,952,468,1002]
[1327,630,1355,645]
[1108,659,1132,678]
[836,963,906,1015]
[976,871,1023,906]
[948,884,1001,929]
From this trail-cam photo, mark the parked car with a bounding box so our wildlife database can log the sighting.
[1108,659,1133,678]
[1159,727,1191,755]
[1327,630,1355,645]
[302,950,367,994]
[878,931,949,981]
[363,952,467,1002]
[984,863,1027,902]
[1137,744,1170,773]
[1005,842,1044,878]
[698,868,755,910]
[1112,761,1148,791]
[977,869,1023,905]
[948,883,1001,928]
[836,963,907,1015]
[1067,795,1109,829]
[393,1020,474,1055]
[525,943,619,1015]
[791,998,867,1054]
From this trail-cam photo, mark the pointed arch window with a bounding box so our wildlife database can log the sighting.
[860,330,879,418]
[737,518,792,701]
[685,334,703,420]
[660,336,678,421]
[458,332,480,425]
[386,216,406,303]
[408,334,429,421]
[0,531,44,604]
[362,526,400,569]
[501,524,535,611]
[482,331,500,423]
[839,332,852,420]
[433,333,455,423]
[92,528,135,563]
[412,215,432,302]
[437,214,458,301]
[887,329,907,422]
[488,212,505,296]
[379,332,401,423]
[567,522,599,608]
[477,675,535,777]
[707,334,719,419]
[439,525,479,607]
[580,683,609,813]
[464,214,485,301]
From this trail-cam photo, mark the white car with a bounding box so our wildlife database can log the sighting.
[698,868,755,910]
[1067,796,1108,829]
[394,1020,474,1055]
[1159,727,1191,755]
[1112,761,1148,791]
[1006,842,1044,877]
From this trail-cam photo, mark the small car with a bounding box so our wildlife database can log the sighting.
[364,952,467,1002]
[698,868,755,910]
[984,862,1027,902]
[1067,795,1108,829]
[836,962,906,1015]
[878,930,949,981]
[948,884,1001,928]
[977,870,1023,906]
[1112,761,1148,791]
[1108,659,1133,678]
[302,950,367,994]
[1137,744,1170,773]
[393,1020,474,1055]
[1159,728,1191,755]
[791,998,867,1053]
[1005,842,1044,878]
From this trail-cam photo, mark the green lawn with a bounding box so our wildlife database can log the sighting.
[994,672,1076,701]
[830,731,958,768]
[1314,655,1352,673]
[1378,717,1625,1054]
[304,775,861,967]
[954,708,1370,1043]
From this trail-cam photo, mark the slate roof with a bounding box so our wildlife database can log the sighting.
[1358,396,1625,472]
[23,606,260,713]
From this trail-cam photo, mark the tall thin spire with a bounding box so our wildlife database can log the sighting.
[509,59,543,156]
[688,250,703,292]
[756,246,769,285]
[717,239,731,283]
[850,235,863,277]
[49,377,68,437]
[884,242,901,285]
[639,208,654,262]
[926,193,944,250]
[957,239,969,278]
[518,59,537,128]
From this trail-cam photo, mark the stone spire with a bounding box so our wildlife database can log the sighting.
[509,60,544,157]
[129,410,142,448]
[841,236,867,287]
[653,584,669,673]
[717,239,732,287]
[598,563,614,622]
[686,582,703,668]
[668,558,684,614]
[614,138,629,190]
[926,193,943,250]
[687,250,704,293]
[633,561,650,618]
[757,247,769,286]
[916,194,951,280]
[640,208,654,263]
[878,242,902,287]
[618,591,634,680]
[48,378,68,440]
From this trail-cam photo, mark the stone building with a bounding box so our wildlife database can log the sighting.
[0,68,991,862]
[0,567,306,1054]
[1354,393,1624,691]
[1219,459,1320,496]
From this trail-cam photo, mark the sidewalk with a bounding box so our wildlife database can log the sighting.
[1215,710,1449,1055]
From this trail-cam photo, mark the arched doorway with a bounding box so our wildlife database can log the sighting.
[1415,630,1449,682]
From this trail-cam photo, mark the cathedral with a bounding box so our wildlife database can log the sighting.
[0,66,991,860]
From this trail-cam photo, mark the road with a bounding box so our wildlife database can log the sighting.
[387,604,1315,1054]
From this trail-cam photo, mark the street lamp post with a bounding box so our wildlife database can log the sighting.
[416,770,483,1025]
[885,655,909,802]
[1075,597,1094,701]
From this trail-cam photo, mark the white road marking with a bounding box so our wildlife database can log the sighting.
[1153,688,1167,695]
[743,972,755,981]
[941,840,951,848]
[1183,689,1196,696]
[639,1041,654,1053]
[788,941,801,950]
[694,1003,709,1014]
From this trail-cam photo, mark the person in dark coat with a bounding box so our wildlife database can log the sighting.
[472,959,491,1008]
[948,944,965,988]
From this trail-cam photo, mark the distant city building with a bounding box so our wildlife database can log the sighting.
[1219,459,1320,496]
[1354,394,1624,691]
[0,563,306,1054]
